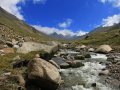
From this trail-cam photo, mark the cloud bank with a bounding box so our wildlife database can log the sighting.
[33,25,88,36]
[102,14,120,27]
[99,0,120,8]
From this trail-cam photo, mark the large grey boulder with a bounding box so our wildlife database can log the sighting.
[27,58,61,90]
[17,42,59,54]
[96,45,112,54]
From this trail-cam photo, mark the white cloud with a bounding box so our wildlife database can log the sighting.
[99,0,120,8]
[33,25,88,36]
[33,0,47,4]
[102,14,120,27]
[0,0,25,20]
[58,19,73,28]
[0,0,47,20]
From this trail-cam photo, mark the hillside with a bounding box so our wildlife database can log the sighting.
[75,23,120,47]
[0,7,53,42]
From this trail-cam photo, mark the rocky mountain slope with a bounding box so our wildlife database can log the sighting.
[0,7,53,42]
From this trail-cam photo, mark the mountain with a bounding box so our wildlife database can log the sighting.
[0,7,53,42]
[49,32,80,40]
[76,23,120,46]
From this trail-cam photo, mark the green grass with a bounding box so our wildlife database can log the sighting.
[75,29,120,47]
[0,51,40,74]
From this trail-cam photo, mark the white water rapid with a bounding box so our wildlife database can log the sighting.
[59,54,113,90]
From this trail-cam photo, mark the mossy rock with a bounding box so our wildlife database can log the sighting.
[84,54,91,58]
[39,50,54,60]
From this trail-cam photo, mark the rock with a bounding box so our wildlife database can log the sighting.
[99,70,109,76]
[51,57,67,67]
[2,72,11,76]
[91,83,96,87]
[17,42,59,54]
[2,48,14,54]
[27,58,61,90]
[24,37,31,42]
[80,45,87,49]
[84,54,91,58]
[88,48,94,52]
[15,73,25,87]
[49,60,60,69]
[96,45,112,54]
[39,50,53,60]
[74,55,85,60]
[67,60,84,68]
[12,39,18,45]
[13,59,29,68]
[6,41,13,47]
[76,45,87,50]
[60,63,70,69]
[13,55,20,61]
[35,54,40,58]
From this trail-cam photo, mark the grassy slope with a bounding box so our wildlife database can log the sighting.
[75,26,120,47]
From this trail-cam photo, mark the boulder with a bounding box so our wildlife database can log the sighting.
[49,60,60,69]
[17,42,59,54]
[96,45,112,54]
[27,58,61,90]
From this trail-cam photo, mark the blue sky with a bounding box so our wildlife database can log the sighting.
[0,0,120,36]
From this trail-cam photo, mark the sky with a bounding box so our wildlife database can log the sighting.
[0,0,120,36]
